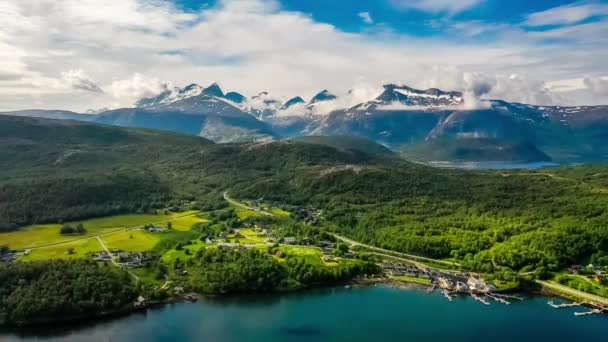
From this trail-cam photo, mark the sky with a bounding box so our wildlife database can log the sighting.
[1,0,608,111]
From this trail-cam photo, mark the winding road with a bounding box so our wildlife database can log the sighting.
[223,191,459,268]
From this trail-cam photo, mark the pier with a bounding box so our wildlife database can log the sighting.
[487,294,510,305]
[471,293,490,305]
[574,309,603,316]
[547,300,581,309]
[442,289,454,302]
[494,293,523,301]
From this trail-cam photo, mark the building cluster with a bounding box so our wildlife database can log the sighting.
[90,251,155,268]
[379,261,430,279]
[570,264,608,284]
[145,225,166,233]
[0,251,15,263]
[437,275,497,293]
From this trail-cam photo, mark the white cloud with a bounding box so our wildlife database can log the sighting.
[61,69,103,93]
[109,73,166,104]
[0,0,607,111]
[358,12,373,24]
[389,0,483,14]
[524,2,608,27]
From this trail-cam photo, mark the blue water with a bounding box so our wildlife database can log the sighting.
[427,161,559,170]
[2,286,607,342]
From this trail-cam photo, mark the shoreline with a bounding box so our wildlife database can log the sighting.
[2,277,605,329]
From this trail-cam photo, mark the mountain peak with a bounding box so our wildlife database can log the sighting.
[202,83,225,97]
[375,84,463,107]
[281,96,305,110]
[309,90,337,105]
[225,91,246,104]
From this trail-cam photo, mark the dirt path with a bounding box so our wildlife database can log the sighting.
[23,211,202,252]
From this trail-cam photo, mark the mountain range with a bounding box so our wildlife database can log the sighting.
[2,82,607,163]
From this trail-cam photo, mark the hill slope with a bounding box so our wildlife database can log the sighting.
[289,135,394,156]
[2,115,608,276]
[400,138,552,163]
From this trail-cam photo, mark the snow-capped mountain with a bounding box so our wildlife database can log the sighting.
[348,84,463,113]
[135,83,204,108]
[280,96,305,110]
[2,81,607,163]
[308,90,337,106]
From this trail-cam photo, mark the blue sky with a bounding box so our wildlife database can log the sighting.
[0,0,607,111]
[174,0,600,36]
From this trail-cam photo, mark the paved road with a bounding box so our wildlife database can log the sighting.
[330,232,460,267]
[223,192,273,216]
[223,191,459,268]
[537,280,608,306]
[22,211,202,252]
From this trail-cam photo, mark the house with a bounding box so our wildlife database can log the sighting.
[146,226,165,233]
[302,237,313,246]
[134,296,146,308]
[322,255,337,263]
[284,237,296,245]
[265,237,277,243]
[91,251,111,261]
[467,277,487,292]
[257,229,268,237]
[437,277,454,289]
[569,265,584,274]
[319,240,334,248]
[0,253,15,263]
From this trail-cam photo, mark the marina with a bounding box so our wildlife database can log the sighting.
[2,286,607,342]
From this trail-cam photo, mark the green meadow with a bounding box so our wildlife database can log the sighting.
[20,238,103,262]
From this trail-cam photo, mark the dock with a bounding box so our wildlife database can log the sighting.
[487,294,510,305]
[471,293,490,305]
[574,309,602,316]
[547,300,581,309]
[442,289,454,302]
[494,293,523,301]
[426,284,436,294]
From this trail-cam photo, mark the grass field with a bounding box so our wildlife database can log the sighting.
[161,240,208,264]
[270,208,290,217]
[20,238,103,262]
[170,215,208,231]
[233,206,262,219]
[0,211,201,250]
[101,230,161,252]
[391,275,432,285]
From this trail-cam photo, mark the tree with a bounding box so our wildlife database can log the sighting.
[67,248,75,255]
[336,243,349,256]
[167,222,173,230]
[76,223,86,234]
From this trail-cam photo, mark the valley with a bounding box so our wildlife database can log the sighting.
[1,115,608,326]
[2,82,608,164]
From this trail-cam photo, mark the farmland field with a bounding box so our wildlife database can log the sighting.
[0,211,201,250]
[161,240,209,264]
[170,215,208,231]
[20,238,103,262]
[101,230,161,252]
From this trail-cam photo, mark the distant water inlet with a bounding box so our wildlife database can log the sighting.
[1,286,607,342]
[427,161,560,170]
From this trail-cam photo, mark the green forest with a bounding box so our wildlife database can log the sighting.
[2,115,608,279]
[0,260,137,325]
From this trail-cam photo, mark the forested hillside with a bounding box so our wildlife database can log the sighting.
[0,260,136,325]
[1,115,607,276]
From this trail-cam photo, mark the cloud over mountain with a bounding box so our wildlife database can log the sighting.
[0,0,606,111]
